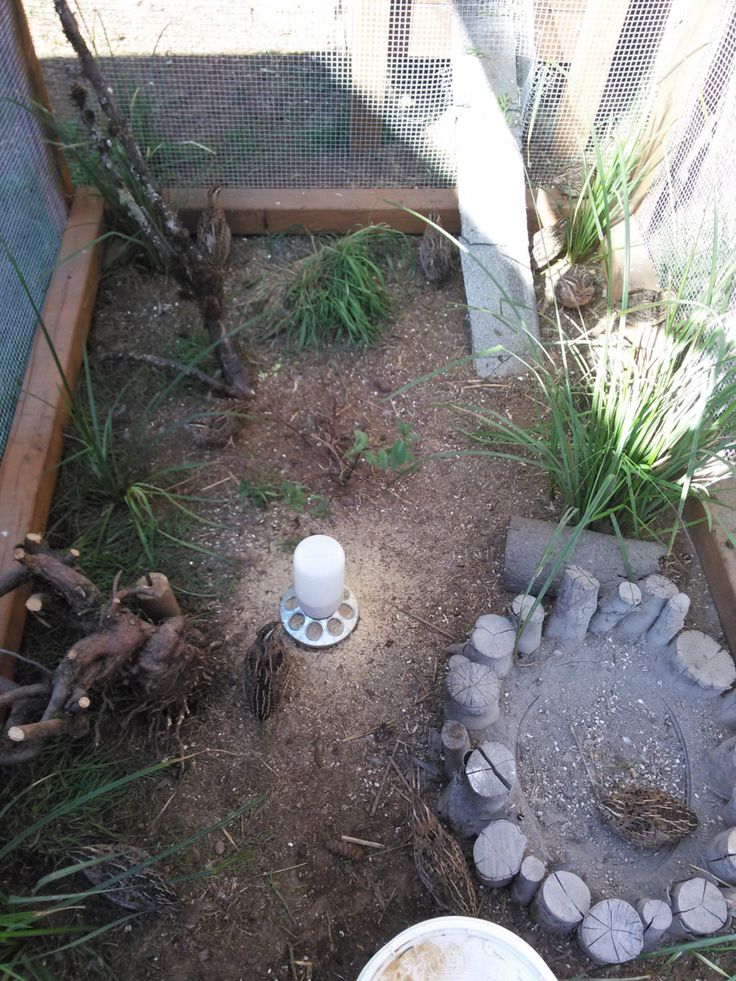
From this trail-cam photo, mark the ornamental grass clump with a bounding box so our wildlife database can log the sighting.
[468,242,736,547]
[564,122,656,264]
[255,225,408,349]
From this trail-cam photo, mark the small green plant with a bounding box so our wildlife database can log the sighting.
[496,92,513,123]
[253,225,409,348]
[344,419,419,477]
[643,931,736,977]
[60,354,211,570]
[239,476,330,517]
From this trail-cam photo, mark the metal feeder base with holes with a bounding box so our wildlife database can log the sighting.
[280,586,359,647]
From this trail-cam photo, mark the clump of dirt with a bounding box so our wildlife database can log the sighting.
[61,237,726,981]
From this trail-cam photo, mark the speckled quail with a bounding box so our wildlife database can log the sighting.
[196,186,232,267]
[419,212,453,286]
[243,621,290,721]
[71,843,176,910]
[555,265,598,309]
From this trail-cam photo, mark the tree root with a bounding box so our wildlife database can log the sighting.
[1,535,210,765]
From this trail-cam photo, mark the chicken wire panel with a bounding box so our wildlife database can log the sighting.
[24,0,462,188]
[519,0,674,184]
[0,1,67,462]
[639,0,736,312]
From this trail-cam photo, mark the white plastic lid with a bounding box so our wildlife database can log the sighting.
[357,916,557,981]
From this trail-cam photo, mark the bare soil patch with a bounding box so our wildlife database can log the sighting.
[50,236,730,981]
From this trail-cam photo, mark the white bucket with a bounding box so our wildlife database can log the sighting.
[357,915,557,981]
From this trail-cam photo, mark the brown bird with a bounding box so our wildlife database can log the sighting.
[71,843,176,911]
[243,621,290,721]
[399,774,478,915]
[196,186,232,267]
[419,212,453,286]
[597,786,698,848]
[555,265,598,309]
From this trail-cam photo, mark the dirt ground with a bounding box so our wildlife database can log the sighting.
[49,235,733,981]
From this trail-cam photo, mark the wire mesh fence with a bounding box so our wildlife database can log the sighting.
[639,0,736,306]
[0,0,67,462]
[4,0,736,428]
[25,0,459,188]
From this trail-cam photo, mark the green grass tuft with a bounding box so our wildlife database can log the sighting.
[565,123,656,265]
[252,225,409,349]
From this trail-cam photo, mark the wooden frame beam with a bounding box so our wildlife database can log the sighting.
[0,188,104,673]
[164,187,460,234]
[687,496,736,657]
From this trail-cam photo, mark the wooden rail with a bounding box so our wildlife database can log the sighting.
[164,187,460,234]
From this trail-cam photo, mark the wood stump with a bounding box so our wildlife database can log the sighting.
[445,655,500,730]
[465,614,515,676]
[725,788,736,826]
[465,740,516,812]
[532,871,591,935]
[671,877,729,936]
[718,689,736,730]
[510,855,546,905]
[646,592,690,647]
[544,566,599,643]
[705,827,736,885]
[510,595,545,655]
[613,575,677,639]
[531,219,567,271]
[577,899,643,964]
[636,897,673,952]
[135,572,181,622]
[588,581,641,634]
[669,630,736,694]
[441,720,470,777]
[473,819,527,887]
[711,735,736,796]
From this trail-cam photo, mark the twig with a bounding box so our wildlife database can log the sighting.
[99,351,243,398]
[250,862,307,879]
[0,647,53,677]
[569,724,600,788]
[269,877,297,927]
[370,738,400,817]
[342,724,386,742]
[288,944,299,981]
[264,410,315,450]
[0,566,31,599]
[377,887,397,925]
[151,791,177,826]
[391,605,455,641]
[340,835,384,850]
[0,682,51,710]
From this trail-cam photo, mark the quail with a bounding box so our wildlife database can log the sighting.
[196,186,232,267]
[419,212,453,286]
[555,264,598,309]
[71,843,176,911]
[243,621,289,721]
